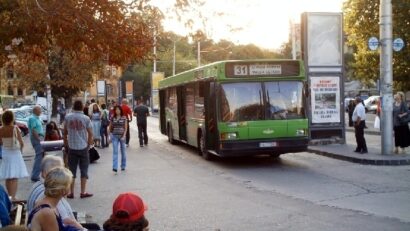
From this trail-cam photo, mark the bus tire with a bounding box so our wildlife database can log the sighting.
[269,153,281,158]
[168,125,176,145]
[198,133,212,161]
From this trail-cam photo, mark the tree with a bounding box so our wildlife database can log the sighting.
[0,0,159,101]
[343,0,410,90]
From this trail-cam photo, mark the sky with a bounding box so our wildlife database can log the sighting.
[152,0,345,50]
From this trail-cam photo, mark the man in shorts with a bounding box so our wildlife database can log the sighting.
[63,100,94,199]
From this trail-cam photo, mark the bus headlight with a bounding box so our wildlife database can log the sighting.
[296,129,306,136]
[221,132,237,140]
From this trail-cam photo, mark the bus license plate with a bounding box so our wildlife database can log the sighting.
[259,142,277,148]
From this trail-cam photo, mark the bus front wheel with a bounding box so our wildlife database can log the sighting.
[168,125,176,145]
[199,133,212,161]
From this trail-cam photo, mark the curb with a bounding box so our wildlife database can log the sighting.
[308,148,410,166]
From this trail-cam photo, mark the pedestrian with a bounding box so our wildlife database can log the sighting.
[133,99,149,147]
[57,100,66,125]
[100,103,110,148]
[28,105,45,182]
[83,101,90,116]
[393,92,410,154]
[44,121,62,141]
[0,184,12,227]
[27,167,84,231]
[0,110,29,200]
[103,192,149,231]
[63,100,94,199]
[109,105,128,173]
[109,101,118,120]
[121,99,133,147]
[89,103,102,148]
[352,96,368,154]
[27,155,76,221]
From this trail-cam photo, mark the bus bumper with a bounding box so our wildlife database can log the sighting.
[218,137,309,157]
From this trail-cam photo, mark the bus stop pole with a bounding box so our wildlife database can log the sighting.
[380,0,394,155]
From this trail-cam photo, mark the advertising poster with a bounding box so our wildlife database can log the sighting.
[307,13,342,66]
[97,80,106,96]
[311,76,340,123]
[125,81,133,95]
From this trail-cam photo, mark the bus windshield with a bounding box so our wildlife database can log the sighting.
[220,81,305,122]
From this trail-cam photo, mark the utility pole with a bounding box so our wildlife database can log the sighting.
[291,20,297,60]
[173,41,176,75]
[197,41,201,67]
[380,0,394,155]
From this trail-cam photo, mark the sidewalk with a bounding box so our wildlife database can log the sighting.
[308,127,410,166]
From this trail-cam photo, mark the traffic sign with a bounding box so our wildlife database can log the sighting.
[368,37,379,51]
[393,38,404,52]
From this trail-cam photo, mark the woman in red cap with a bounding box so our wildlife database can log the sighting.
[103,192,149,231]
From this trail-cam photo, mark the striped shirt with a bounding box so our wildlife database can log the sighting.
[27,181,75,220]
[64,111,92,150]
[111,116,127,135]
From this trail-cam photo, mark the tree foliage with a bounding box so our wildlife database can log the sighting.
[0,0,159,98]
[343,0,410,90]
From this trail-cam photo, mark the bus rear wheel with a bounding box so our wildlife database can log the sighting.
[199,133,212,161]
[168,125,176,145]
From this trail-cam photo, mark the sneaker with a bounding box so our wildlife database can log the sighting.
[140,144,143,147]
[113,169,117,173]
[121,168,125,171]
[67,193,74,199]
[80,192,93,198]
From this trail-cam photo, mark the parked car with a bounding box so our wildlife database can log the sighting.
[364,95,380,113]
[15,121,29,137]
[0,116,29,137]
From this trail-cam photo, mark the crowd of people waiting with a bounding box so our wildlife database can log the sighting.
[0,98,150,230]
[347,91,410,155]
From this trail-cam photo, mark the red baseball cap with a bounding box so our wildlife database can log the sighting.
[111,192,148,223]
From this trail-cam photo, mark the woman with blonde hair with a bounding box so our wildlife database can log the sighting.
[27,167,84,231]
[393,91,410,154]
[0,110,28,200]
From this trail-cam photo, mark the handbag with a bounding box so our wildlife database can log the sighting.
[101,110,109,127]
[89,147,100,163]
[399,113,410,124]
[374,116,380,129]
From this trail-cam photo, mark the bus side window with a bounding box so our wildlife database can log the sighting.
[195,82,205,118]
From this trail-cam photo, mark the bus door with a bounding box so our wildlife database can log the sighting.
[204,81,218,152]
[177,86,187,141]
[159,90,166,135]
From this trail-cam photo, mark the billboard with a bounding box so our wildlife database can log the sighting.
[97,80,106,96]
[311,76,341,123]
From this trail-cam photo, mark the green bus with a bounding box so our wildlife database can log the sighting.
[158,60,309,160]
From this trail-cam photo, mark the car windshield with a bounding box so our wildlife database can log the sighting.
[219,81,305,122]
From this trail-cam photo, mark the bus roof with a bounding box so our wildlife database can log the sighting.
[158,59,305,89]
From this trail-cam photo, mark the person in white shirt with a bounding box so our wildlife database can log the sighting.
[352,96,368,154]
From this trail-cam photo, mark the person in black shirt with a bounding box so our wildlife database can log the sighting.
[133,99,150,147]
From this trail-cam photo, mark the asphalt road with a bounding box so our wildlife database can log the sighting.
[17,117,410,231]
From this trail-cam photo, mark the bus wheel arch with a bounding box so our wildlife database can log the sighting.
[198,129,212,160]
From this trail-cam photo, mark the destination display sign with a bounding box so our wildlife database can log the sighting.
[226,61,300,78]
